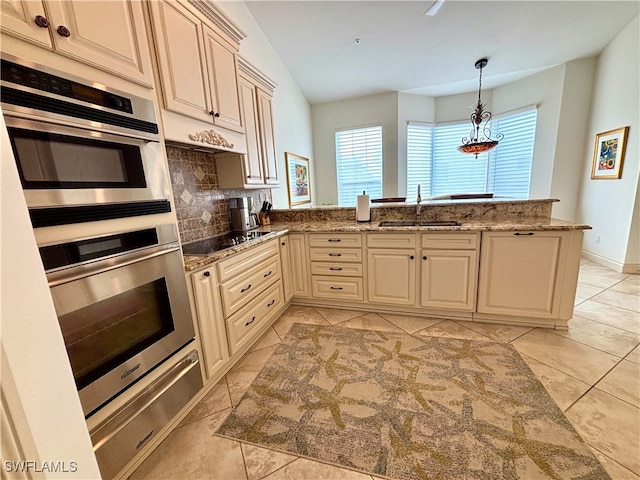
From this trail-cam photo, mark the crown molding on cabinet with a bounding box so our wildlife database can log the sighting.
[187,0,246,44]
[238,57,278,92]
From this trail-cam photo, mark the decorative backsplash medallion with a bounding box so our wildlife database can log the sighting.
[166,146,271,244]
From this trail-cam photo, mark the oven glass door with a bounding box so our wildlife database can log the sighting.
[4,116,167,208]
[49,246,194,416]
[9,127,147,189]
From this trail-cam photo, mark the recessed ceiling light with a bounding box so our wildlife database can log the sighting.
[425,0,446,16]
[354,38,361,45]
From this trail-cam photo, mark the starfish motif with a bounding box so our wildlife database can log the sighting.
[370,340,421,367]
[313,349,356,381]
[297,378,364,429]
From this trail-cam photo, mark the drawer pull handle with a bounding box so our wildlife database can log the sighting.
[331,286,343,290]
[245,316,256,326]
[263,270,272,278]
[328,253,342,257]
[329,267,343,271]
[514,232,535,236]
[241,284,252,293]
[328,239,342,242]
[267,299,275,307]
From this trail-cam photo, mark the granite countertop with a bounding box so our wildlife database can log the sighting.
[182,218,590,272]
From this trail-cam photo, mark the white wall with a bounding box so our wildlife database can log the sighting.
[214,2,314,209]
[576,16,640,270]
[311,92,399,204]
[0,114,101,479]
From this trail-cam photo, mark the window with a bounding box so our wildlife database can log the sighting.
[406,107,537,199]
[335,125,383,206]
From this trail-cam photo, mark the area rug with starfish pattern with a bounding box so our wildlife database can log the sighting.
[216,323,609,479]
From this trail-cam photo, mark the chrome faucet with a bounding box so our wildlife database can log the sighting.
[416,184,422,216]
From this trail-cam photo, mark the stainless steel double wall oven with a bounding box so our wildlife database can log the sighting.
[2,54,202,478]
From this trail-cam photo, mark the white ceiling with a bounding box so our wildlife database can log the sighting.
[244,0,639,104]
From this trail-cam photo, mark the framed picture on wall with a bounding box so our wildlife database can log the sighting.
[285,152,311,206]
[591,126,629,179]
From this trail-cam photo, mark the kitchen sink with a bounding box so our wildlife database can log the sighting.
[378,220,461,227]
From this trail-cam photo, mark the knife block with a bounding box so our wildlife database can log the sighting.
[258,211,271,225]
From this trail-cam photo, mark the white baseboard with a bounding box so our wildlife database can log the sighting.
[581,250,640,273]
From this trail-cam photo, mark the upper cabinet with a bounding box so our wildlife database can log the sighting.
[0,0,154,87]
[148,0,246,151]
[217,59,280,188]
[149,0,242,133]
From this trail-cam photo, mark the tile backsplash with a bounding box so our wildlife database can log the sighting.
[166,146,271,244]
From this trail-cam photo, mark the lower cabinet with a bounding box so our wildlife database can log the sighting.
[420,233,479,311]
[367,248,416,305]
[289,233,310,297]
[476,231,575,320]
[189,239,283,380]
[190,266,229,379]
[279,235,293,302]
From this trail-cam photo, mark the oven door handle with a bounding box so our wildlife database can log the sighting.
[47,245,181,288]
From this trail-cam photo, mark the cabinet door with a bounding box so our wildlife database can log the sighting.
[0,0,52,49]
[191,268,229,379]
[149,0,212,122]
[289,233,310,298]
[477,232,566,319]
[367,249,416,306]
[279,235,293,302]
[256,88,279,185]
[45,0,153,86]
[421,250,477,311]
[237,75,264,185]
[202,25,243,133]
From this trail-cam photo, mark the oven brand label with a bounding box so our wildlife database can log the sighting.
[136,430,154,450]
[121,363,141,379]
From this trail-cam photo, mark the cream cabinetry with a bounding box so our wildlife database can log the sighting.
[309,233,364,302]
[289,233,310,298]
[189,239,284,379]
[0,0,153,86]
[190,266,229,379]
[279,235,293,302]
[149,0,242,133]
[216,60,279,188]
[367,234,417,306]
[420,233,479,311]
[476,230,580,324]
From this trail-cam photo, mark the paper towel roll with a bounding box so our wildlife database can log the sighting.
[356,192,370,222]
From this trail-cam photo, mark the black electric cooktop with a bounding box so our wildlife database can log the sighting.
[181,231,270,256]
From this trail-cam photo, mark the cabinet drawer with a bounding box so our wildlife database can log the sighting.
[226,281,283,355]
[310,262,363,277]
[421,233,479,250]
[220,258,280,317]
[309,247,362,263]
[217,239,278,282]
[367,233,416,248]
[309,233,362,247]
[311,276,363,301]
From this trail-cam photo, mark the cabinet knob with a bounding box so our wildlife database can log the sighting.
[281,242,286,246]
[34,15,49,28]
[423,256,427,260]
[209,111,220,118]
[56,25,71,37]
[203,271,210,277]
[410,255,415,260]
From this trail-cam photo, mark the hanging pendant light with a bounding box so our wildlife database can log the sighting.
[458,58,503,158]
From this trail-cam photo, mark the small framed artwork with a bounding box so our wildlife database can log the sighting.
[591,126,629,179]
[285,152,311,206]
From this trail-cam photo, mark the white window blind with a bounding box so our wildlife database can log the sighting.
[432,122,488,196]
[406,107,536,199]
[407,122,433,199]
[335,125,383,206]
[487,108,537,199]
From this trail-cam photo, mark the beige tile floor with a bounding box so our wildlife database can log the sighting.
[131,259,640,480]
